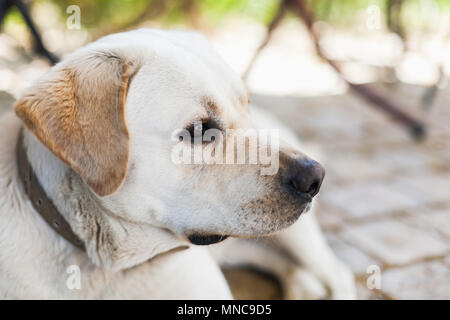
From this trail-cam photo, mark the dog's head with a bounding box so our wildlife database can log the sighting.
[14,29,324,261]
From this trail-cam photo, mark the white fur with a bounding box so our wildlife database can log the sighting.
[0,29,355,299]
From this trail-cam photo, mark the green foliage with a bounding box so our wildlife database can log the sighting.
[199,0,280,25]
[5,0,450,32]
[45,0,152,28]
[4,6,23,25]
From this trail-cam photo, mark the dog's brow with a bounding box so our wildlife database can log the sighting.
[201,96,220,116]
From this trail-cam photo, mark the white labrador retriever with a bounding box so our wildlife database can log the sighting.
[0,29,355,299]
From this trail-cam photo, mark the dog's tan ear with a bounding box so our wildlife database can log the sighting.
[14,51,140,196]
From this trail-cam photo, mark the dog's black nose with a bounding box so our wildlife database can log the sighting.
[286,159,325,199]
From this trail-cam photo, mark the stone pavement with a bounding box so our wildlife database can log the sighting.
[250,83,450,300]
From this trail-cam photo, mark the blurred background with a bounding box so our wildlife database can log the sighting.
[0,0,449,299]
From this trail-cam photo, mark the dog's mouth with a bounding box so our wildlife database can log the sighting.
[187,234,229,245]
[185,201,312,246]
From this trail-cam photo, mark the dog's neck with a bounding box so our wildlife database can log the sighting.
[23,129,187,271]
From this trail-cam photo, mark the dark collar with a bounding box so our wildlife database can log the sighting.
[16,129,85,251]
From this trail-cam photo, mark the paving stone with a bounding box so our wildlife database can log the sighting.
[384,178,436,207]
[426,137,450,169]
[381,260,450,299]
[321,181,421,219]
[403,209,450,240]
[340,220,448,265]
[324,151,389,183]
[325,232,380,275]
[315,206,346,229]
[396,172,450,204]
[370,147,432,172]
[359,122,413,145]
[356,282,386,300]
[251,93,375,144]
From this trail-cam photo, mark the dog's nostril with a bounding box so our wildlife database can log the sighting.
[288,177,319,197]
[285,159,325,199]
[289,179,299,192]
[306,180,320,196]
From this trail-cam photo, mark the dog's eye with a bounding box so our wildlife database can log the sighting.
[185,118,220,143]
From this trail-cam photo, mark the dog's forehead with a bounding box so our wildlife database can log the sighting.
[97,29,248,104]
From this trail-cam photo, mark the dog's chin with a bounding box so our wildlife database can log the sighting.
[186,202,312,246]
[187,234,229,245]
